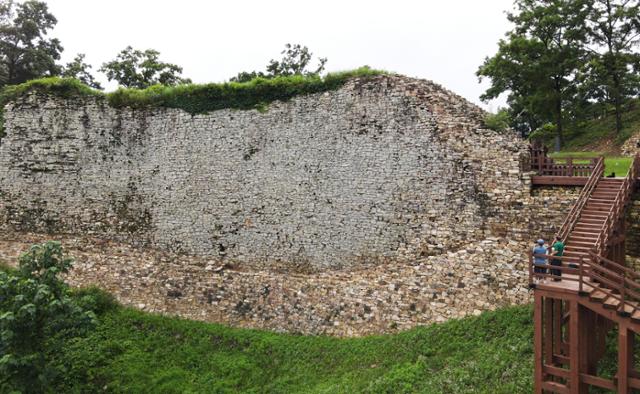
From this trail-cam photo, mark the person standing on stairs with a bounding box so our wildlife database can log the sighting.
[550,236,564,281]
[532,239,548,279]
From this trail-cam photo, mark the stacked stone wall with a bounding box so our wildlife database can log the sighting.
[0,75,529,270]
[0,75,583,335]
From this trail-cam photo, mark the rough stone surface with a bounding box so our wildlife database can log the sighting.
[0,75,583,335]
[0,75,529,270]
[622,133,640,156]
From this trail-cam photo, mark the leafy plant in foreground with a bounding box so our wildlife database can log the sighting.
[0,241,96,393]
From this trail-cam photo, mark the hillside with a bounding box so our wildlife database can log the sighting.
[37,296,536,393]
[548,99,640,154]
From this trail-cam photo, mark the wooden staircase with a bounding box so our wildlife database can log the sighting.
[530,153,640,393]
[563,178,625,262]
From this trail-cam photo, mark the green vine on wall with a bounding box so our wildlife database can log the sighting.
[0,67,388,140]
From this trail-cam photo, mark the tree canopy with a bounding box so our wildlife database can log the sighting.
[479,0,640,149]
[61,53,102,90]
[0,0,62,89]
[99,46,191,89]
[231,43,327,83]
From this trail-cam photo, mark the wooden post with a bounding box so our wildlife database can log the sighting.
[580,307,597,387]
[618,326,632,394]
[568,157,574,177]
[554,299,563,360]
[569,301,582,393]
[545,298,555,367]
[534,294,544,394]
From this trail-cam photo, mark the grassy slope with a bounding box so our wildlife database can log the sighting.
[562,99,640,153]
[50,305,534,393]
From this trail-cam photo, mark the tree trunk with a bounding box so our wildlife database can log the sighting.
[555,91,564,152]
[613,73,623,134]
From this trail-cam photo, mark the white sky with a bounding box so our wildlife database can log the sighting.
[44,0,514,111]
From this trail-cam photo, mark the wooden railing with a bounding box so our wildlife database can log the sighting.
[593,153,640,256]
[554,157,604,243]
[529,253,640,317]
[530,144,600,177]
[528,153,640,317]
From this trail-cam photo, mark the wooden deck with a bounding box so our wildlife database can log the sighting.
[529,152,640,393]
[531,176,589,186]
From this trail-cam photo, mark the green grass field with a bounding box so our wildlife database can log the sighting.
[549,151,632,177]
[41,302,535,393]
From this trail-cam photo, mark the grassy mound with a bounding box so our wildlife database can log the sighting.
[44,301,535,393]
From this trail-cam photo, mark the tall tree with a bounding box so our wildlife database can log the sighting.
[0,0,63,88]
[266,43,327,77]
[61,53,102,89]
[584,0,640,134]
[100,46,191,89]
[231,43,327,82]
[478,0,590,149]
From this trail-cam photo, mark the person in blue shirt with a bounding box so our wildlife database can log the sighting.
[532,239,548,277]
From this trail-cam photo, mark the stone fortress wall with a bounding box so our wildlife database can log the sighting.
[0,75,580,335]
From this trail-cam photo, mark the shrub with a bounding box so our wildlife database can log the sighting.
[528,122,556,144]
[0,241,96,392]
[483,109,511,132]
[72,286,119,315]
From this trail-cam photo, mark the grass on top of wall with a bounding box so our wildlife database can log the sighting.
[0,67,387,115]
[0,68,386,142]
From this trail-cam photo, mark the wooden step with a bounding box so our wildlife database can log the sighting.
[586,201,614,207]
[574,225,603,232]
[566,240,596,248]
[567,238,597,246]
[571,231,601,237]
[590,289,608,302]
[619,302,638,317]
[603,296,621,309]
[576,218,605,225]
[588,198,615,204]
[632,310,640,323]
[583,205,612,212]
[579,213,609,219]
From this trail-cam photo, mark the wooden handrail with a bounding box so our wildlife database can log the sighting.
[530,253,640,316]
[529,153,640,318]
[555,157,604,243]
[593,154,639,256]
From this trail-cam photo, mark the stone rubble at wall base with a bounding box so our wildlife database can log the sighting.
[0,75,585,335]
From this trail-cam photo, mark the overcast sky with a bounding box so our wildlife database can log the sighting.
[45,0,514,111]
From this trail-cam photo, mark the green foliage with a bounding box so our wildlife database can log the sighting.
[100,46,191,89]
[483,109,511,132]
[0,0,62,88]
[478,0,589,144]
[0,76,100,104]
[528,122,557,143]
[0,68,385,140]
[1,67,385,115]
[0,241,96,393]
[528,98,640,151]
[266,43,327,77]
[108,67,385,114]
[549,151,632,176]
[232,43,327,83]
[582,0,640,135]
[61,53,102,90]
[39,303,535,393]
[72,286,119,316]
